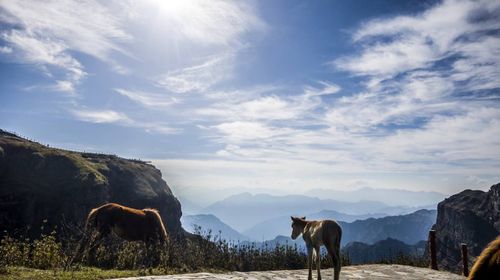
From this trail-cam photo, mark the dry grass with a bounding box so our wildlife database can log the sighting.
[0,225,428,280]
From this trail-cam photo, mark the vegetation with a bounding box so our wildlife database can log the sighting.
[0,223,430,279]
[0,225,347,279]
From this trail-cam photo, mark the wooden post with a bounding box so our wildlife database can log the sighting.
[461,243,469,277]
[429,230,438,270]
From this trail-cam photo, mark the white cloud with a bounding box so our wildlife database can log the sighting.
[142,0,265,47]
[71,108,178,135]
[327,0,500,134]
[52,80,76,93]
[148,0,266,94]
[115,88,179,108]
[0,0,130,60]
[155,53,234,93]
[335,0,500,82]
[72,109,130,124]
[0,46,12,54]
[197,82,339,122]
[191,0,500,187]
[212,121,298,143]
[0,0,130,92]
[2,30,87,93]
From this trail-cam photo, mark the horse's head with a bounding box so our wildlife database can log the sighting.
[143,208,169,244]
[290,216,306,240]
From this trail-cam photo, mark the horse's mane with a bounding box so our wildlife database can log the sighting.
[468,235,500,279]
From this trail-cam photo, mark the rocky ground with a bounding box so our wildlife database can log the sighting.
[112,265,465,280]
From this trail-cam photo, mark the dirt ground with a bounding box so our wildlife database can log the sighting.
[112,264,466,280]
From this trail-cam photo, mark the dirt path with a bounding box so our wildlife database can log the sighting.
[112,264,466,279]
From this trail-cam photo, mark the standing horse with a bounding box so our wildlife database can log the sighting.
[70,203,169,266]
[291,216,342,280]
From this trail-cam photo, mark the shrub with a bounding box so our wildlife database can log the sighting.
[31,231,63,269]
[0,234,30,267]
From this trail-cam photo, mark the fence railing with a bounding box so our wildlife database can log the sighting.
[428,230,471,277]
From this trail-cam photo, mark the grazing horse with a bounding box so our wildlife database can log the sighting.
[468,235,500,280]
[291,216,342,280]
[70,203,168,266]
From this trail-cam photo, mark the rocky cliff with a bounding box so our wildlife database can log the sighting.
[0,130,183,238]
[433,183,500,271]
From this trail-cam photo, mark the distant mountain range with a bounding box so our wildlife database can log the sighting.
[305,187,446,207]
[181,214,250,241]
[203,193,431,232]
[343,238,426,264]
[341,209,436,246]
[243,210,387,241]
[244,209,436,245]
[182,208,436,247]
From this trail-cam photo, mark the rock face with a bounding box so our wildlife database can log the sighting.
[433,183,500,271]
[0,130,183,238]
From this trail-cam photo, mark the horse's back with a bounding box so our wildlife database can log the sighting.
[322,219,342,234]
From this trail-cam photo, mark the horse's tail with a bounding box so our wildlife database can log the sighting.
[67,207,100,269]
[337,223,342,248]
[85,207,100,233]
[468,235,500,280]
[144,209,169,244]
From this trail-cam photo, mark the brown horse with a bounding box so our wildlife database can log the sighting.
[84,203,168,243]
[291,216,342,280]
[70,203,169,266]
[468,235,500,279]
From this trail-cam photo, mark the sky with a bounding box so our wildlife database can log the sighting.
[1,0,499,205]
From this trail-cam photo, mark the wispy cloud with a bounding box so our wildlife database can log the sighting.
[71,108,178,134]
[0,0,130,93]
[193,0,500,182]
[0,46,12,54]
[115,88,179,108]
[150,0,266,94]
[71,109,130,124]
[197,82,340,122]
[155,53,235,94]
[144,0,265,47]
[334,0,500,85]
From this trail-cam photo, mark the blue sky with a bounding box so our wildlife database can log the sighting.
[1,0,499,204]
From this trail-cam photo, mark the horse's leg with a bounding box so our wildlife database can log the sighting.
[328,247,340,280]
[307,245,313,280]
[334,249,341,280]
[315,246,322,280]
[326,242,340,280]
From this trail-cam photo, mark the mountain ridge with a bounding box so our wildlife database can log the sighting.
[306,187,446,207]
[203,192,422,232]
[181,214,250,241]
